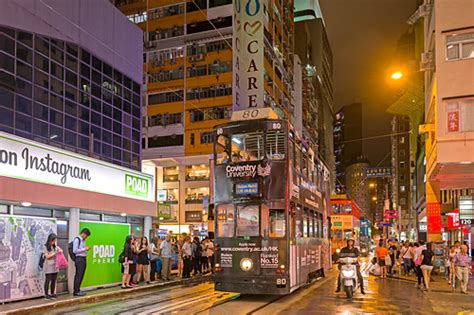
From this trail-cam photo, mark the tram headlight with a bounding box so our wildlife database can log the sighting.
[336,248,341,254]
[240,258,253,271]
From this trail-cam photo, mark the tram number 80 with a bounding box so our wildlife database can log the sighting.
[276,278,287,287]
[242,109,260,119]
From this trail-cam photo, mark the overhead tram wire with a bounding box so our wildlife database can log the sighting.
[338,130,412,144]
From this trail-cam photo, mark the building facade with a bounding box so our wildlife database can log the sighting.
[0,0,155,299]
[114,0,296,232]
[345,156,370,219]
[334,102,363,194]
[420,0,474,242]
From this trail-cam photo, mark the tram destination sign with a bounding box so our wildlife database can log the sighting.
[235,182,259,195]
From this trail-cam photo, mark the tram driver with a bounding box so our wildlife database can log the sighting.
[335,238,366,295]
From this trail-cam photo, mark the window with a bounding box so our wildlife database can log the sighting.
[400,161,405,169]
[399,174,405,181]
[200,132,213,144]
[400,185,406,193]
[127,11,147,24]
[185,187,209,204]
[231,132,264,162]
[446,32,474,60]
[400,197,406,206]
[187,84,232,100]
[148,113,183,127]
[303,209,309,237]
[186,164,209,181]
[163,166,179,182]
[446,99,474,132]
[148,90,183,104]
[217,204,234,237]
[266,130,285,160]
[189,106,231,122]
[399,136,405,144]
[399,149,405,157]
[158,188,179,203]
[148,134,183,148]
[216,134,230,165]
[236,205,259,237]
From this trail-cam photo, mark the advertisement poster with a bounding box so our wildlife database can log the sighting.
[79,221,130,289]
[0,215,56,302]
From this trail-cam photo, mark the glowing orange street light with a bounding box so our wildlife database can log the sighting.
[369,183,375,188]
[391,71,403,80]
[372,196,377,201]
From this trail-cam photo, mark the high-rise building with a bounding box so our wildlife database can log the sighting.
[345,156,370,219]
[114,0,296,232]
[334,103,363,193]
[416,0,474,242]
[0,0,155,297]
[295,0,334,190]
[390,115,412,238]
[293,0,335,190]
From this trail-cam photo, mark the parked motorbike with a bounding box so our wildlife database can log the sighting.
[338,256,359,298]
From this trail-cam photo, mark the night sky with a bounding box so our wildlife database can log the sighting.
[319,0,417,166]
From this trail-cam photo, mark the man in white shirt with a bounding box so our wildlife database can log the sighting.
[160,235,173,281]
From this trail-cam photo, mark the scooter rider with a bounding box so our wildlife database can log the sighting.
[335,238,365,294]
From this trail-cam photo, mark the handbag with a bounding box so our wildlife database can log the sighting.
[385,255,392,266]
[56,251,69,269]
[415,257,422,266]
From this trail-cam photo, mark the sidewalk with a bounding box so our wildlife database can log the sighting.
[0,275,211,315]
[388,271,474,293]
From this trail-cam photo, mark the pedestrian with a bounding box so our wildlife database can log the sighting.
[121,235,134,289]
[192,236,203,276]
[43,233,62,299]
[160,235,173,281]
[375,241,388,279]
[454,240,461,254]
[136,237,150,284]
[149,237,161,281]
[420,242,434,291]
[454,245,471,294]
[400,242,411,275]
[129,237,139,285]
[201,237,209,273]
[206,238,215,273]
[182,236,193,279]
[413,241,426,289]
[446,245,457,285]
[388,240,397,277]
[72,228,91,296]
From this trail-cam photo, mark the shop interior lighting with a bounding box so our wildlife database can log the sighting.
[120,212,127,217]
[21,202,32,207]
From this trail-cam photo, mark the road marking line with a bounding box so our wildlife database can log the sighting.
[139,292,218,315]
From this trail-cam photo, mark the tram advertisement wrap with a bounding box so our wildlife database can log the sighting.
[79,221,130,289]
[220,242,281,269]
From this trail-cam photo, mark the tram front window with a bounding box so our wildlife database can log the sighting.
[237,205,259,237]
[217,204,235,237]
[231,132,264,162]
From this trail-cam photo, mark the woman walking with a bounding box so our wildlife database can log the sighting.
[121,235,134,289]
[43,233,62,299]
[420,242,434,291]
[149,237,160,282]
[375,241,388,279]
[136,237,150,284]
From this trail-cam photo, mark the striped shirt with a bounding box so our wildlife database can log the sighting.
[453,253,471,267]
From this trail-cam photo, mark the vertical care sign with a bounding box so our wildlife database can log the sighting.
[233,0,265,111]
[0,132,154,202]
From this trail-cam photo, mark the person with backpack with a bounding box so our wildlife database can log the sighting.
[71,228,91,296]
[121,235,134,289]
[192,236,202,276]
[42,233,62,299]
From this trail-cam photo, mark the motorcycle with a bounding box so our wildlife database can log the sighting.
[338,256,359,298]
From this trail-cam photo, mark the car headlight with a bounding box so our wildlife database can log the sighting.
[336,249,341,254]
[342,269,356,278]
[240,258,253,271]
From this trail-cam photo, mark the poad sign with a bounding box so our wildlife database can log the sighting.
[233,0,265,110]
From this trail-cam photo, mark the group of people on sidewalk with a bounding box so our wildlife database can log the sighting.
[120,233,214,289]
[371,239,471,294]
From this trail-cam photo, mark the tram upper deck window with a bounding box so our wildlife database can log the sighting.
[266,130,285,160]
[345,204,352,214]
[231,132,264,162]
[217,204,235,237]
[236,205,259,237]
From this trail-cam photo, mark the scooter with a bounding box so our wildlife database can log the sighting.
[339,256,359,298]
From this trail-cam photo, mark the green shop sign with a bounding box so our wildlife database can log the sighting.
[79,221,130,288]
[125,174,149,197]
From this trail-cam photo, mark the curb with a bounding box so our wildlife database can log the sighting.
[1,275,212,315]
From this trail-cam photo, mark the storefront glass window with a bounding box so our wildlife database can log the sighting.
[185,187,209,204]
[237,205,259,237]
[163,166,179,182]
[185,164,209,181]
[217,204,234,237]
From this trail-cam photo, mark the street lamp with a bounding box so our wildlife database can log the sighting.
[391,71,403,80]
[369,183,375,188]
[372,196,377,201]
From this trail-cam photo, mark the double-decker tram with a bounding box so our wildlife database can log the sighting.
[212,109,331,294]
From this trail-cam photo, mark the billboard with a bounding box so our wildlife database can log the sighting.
[232,0,265,110]
[0,131,154,202]
[78,221,130,289]
[365,167,391,178]
[0,215,56,302]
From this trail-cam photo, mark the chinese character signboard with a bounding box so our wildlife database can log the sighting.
[79,221,130,289]
[427,202,441,233]
[366,167,392,178]
[185,211,203,222]
[447,111,459,132]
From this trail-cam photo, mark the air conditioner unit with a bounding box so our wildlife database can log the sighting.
[421,51,433,63]
[195,54,204,61]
